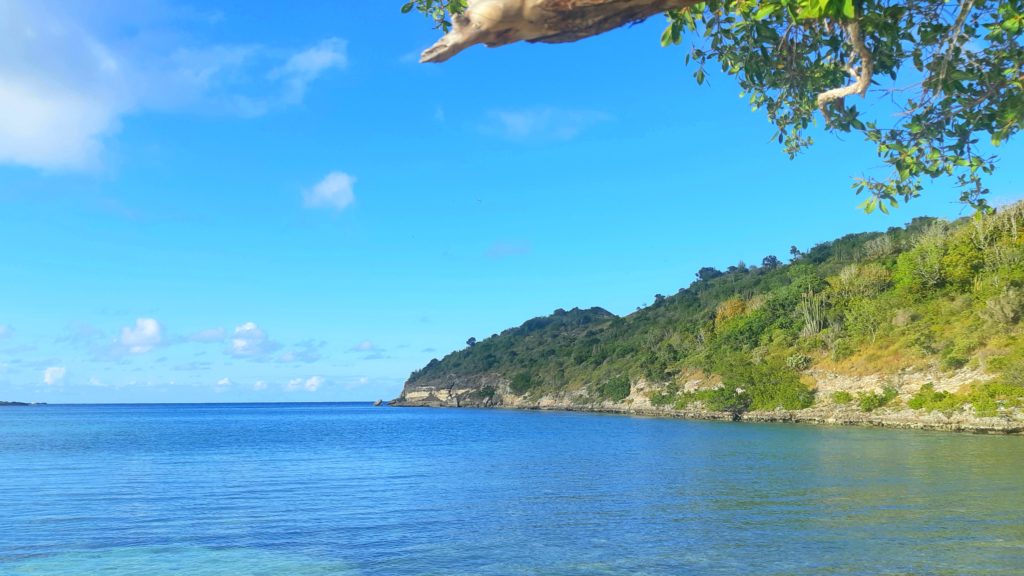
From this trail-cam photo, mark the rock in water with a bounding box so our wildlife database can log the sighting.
[373,399,383,407]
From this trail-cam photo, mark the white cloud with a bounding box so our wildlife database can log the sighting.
[285,376,323,392]
[350,340,387,360]
[189,327,226,343]
[486,107,609,141]
[228,321,280,359]
[0,1,130,169]
[215,377,232,390]
[350,340,376,352]
[0,0,348,171]
[304,171,356,211]
[303,376,324,392]
[120,318,162,354]
[253,380,267,391]
[269,38,347,104]
[43,366,66,386]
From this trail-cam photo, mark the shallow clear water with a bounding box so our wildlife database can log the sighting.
[1,403,1022,575]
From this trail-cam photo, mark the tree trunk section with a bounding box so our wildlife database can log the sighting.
[421,0,697,63]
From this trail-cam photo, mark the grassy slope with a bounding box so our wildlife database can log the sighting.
[407,202,1024,416]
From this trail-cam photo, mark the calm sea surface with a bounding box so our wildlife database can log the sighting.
[1,403,1022,575]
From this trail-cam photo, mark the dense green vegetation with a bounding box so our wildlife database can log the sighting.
[409,202,1024,415]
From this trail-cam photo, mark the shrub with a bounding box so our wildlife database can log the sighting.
[965,380,1024,417]
[858,385,899,412]
[941,233,984,288]
[715,298,746,330]
[894,224,948,293]
[714,357,815,411]
[892,309,914,327]
[907,383,961,412]
[981,288,1023,326]
[649,382,679,406]
[829,263,892,300]
[690,386,751,414]
[862,235,896,259]
[598,375,631,401]
[716,308,773,350]
[786,353,812,371]
[748,377,815,410]
[650,391,676,406]
[468,386,499,404]
[509,373,536,395]
[831,391,853,404]
[940,352,970,371]
[844,298,890,343]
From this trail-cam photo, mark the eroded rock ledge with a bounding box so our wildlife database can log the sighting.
[391,371,1024,434]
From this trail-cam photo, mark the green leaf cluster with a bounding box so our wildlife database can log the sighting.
[402,0,467,31]
[665,0,1024,211]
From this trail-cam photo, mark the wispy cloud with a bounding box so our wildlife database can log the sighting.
[350,340,377,352]
[43,366,66,386]
[486,240,532,259]
[349,340,388,360]
[484,107,609,141]
[0,0,349,171]
[285,375,323,392]
[188,327,226,343]
[304,171,356,211]
[398,49,422,64]
[269,38,347,104]
[278,340,325,364]
[172,360,212,372]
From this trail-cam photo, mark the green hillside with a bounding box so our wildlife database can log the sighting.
[406,202,1024,416]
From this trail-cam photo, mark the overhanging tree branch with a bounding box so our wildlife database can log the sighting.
[420,0,697,63]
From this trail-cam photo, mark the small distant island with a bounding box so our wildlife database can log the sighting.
[395,202,1024,434]
[0,401,46,407]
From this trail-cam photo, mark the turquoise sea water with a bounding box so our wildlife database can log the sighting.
[0,403,1022,575]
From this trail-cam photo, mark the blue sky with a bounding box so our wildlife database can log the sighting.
[1,0,1021,403]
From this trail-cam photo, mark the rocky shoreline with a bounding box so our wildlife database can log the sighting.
[390,369,1024,434]
[390,398,1024,434]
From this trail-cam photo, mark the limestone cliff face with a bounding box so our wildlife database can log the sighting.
[392,368,1024,434]
[391,373,509,407]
